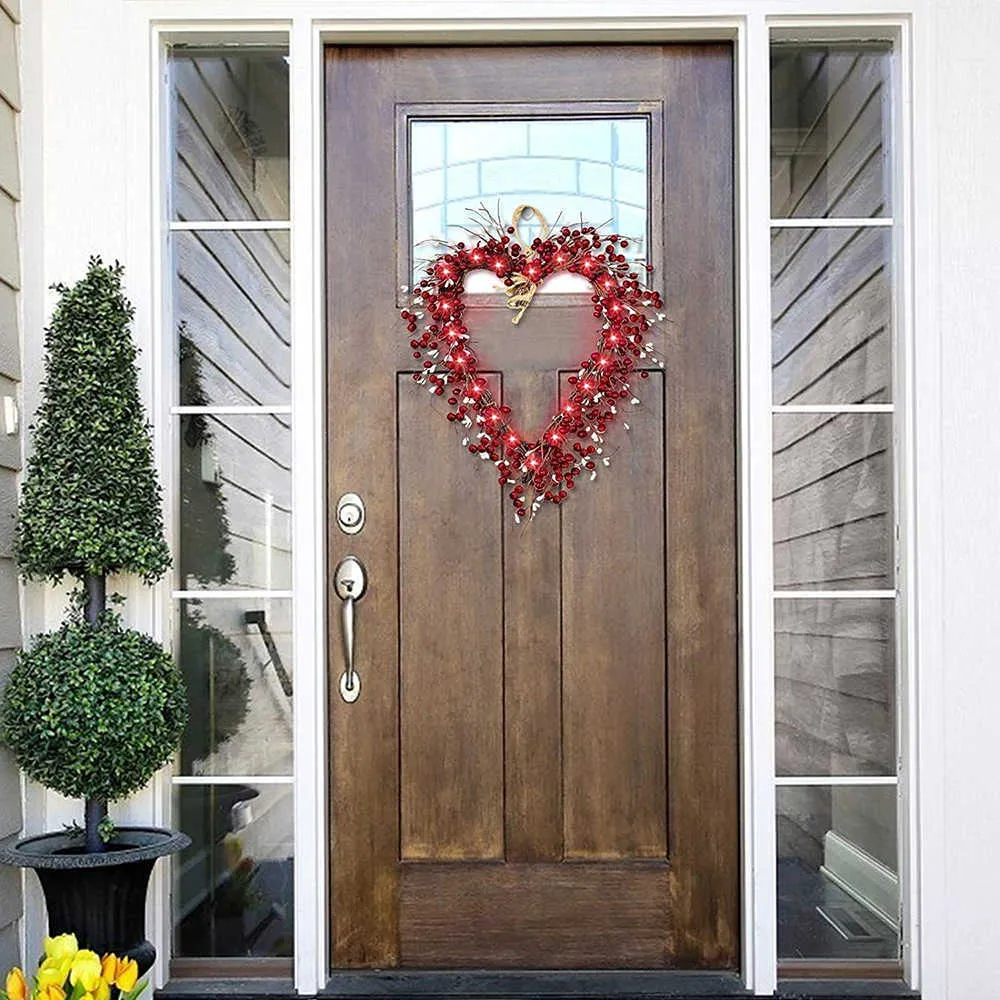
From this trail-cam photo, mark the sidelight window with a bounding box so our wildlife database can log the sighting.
[769,37,902,974]
[166,40,294,971]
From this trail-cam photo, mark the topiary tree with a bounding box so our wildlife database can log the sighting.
[0,607,188,806]
[16,258,170,588]
[6,257,181,853]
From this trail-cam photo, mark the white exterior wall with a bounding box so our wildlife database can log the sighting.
[932,2,1000,997]
[14,1,1000,997]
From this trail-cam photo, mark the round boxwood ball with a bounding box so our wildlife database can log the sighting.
[0,613,188,802]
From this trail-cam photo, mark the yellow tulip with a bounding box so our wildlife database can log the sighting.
[68,951,102,994]
[35,960,70,991]
[42,936,77,965]
[4,967,27,1000]
[98,956,137,994]
[99,956,116,985]
[112,960,137,993]
[34,985,65,1000]
[80,982,110,1000]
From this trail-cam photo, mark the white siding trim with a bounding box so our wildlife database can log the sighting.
[770,216,894,228]
[288,18,327,993]
[776,775,899,787]
[168,220,291,231]
[740,11,778,995]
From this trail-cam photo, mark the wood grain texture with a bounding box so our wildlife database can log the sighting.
[326,43,738,970]
[503,369,563,862]
[562,373,667,860]
[399,374,504,861]
[327,47,401,967]
[400,864,671,968]
[660,45,739,967]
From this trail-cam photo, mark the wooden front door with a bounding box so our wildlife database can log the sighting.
[326,44,737,972]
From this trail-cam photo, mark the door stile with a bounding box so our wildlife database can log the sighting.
[660,47,739,966]
[327,48,402,968]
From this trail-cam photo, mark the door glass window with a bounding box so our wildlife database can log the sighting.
[409,118,648,280]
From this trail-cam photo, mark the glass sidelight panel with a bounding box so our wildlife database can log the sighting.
[410,117,648,273]
[170,47,290,222]
[178,413,291,591]
[773,413,894,591]
[775,598,895,777]
[770,44,892,220]
[772,227,892,405]
[168,37,294,971]
[174,782,294,958]
[177,598,293,777]
[174,230,291,407]
[777,784,899,960]
[771,31,901,978]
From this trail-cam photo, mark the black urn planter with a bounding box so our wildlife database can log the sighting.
[0,826,190,975]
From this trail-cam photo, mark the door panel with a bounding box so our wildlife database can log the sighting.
[398,372,505,861]
[326,44,737,971]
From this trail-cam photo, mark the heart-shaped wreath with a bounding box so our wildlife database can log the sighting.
[401,207,666,521]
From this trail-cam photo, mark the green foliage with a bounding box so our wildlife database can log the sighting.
[15,257,171,584]
[178,604,250,769]
[0,609,188,802]
[178,332,236,586]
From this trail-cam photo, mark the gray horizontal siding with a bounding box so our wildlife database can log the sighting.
[771,47,896,876]
[0,921,18,982]
[0,14,16,113]
[0,0,21,968]
[0,98,17,200]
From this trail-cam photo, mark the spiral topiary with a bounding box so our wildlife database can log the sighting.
[0,608,188,803]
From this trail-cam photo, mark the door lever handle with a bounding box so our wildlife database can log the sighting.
[334,555,367,703]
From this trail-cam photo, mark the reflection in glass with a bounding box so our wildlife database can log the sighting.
[778,785,898,960]
[775,598,895,777]
[174,230,291,407]
[772,226,891,405]
[773,413,893,592]
[179,414,291,591]
[170,48,290,222]
[178,598,293,777]
[410,118,648,275]
[770,44,892,219]
[174,783,294,958]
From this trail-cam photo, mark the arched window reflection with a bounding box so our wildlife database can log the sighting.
[410,118,648,277]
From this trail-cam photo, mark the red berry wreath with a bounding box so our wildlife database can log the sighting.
[401,208,666,521]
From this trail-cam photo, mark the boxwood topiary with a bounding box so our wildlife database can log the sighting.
[0,608,188,803]
[15,257,171,584]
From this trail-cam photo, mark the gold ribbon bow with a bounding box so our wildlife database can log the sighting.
[505,204,550,325]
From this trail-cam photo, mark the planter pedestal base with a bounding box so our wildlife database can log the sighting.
[0,826,190,975]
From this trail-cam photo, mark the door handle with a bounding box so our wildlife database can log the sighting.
[334,555,367,703]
